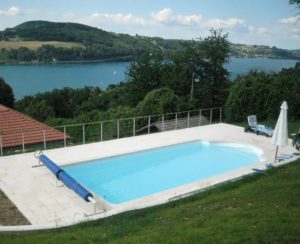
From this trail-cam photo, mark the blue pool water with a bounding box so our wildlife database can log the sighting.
[63,141,262,204]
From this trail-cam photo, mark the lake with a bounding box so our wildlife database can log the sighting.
[0,57,298,100]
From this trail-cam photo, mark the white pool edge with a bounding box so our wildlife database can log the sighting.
[0,123,298,231]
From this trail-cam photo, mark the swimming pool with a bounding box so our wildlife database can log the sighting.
[63,141,263,204]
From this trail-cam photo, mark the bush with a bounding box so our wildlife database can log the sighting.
[136,88,179,116]
[225,64,300,121]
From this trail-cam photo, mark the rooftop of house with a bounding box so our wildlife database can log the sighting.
[0,104,67,148]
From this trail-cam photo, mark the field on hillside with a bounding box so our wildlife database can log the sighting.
[0,41,84,50]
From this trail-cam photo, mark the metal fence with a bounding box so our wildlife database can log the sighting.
[0,107,223,156]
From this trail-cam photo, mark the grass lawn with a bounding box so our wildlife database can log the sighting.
[0,41,83,50]
[1,159,300,243]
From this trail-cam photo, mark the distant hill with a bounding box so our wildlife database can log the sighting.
[231,43,300,60]
[0,20,180,51]
[0,20,299,63]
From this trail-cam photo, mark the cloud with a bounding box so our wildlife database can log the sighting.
[80,8,250,33]
[256,27,269,34]
[151,8,202,26]
[205,18,245,29]
[279,15,300,25]
[59,8,282,46]
[0,6,22,16]
[279,15,300,40]
[292,34,300,40]
[84,8,203,28]
[86,12,146,26]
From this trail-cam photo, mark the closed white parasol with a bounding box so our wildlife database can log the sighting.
[271,101,288,159]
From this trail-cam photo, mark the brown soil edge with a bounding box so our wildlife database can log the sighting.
[0,189,30,226]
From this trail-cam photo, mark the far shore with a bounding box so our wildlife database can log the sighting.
[0,56,134,65]
[1,55,300,66]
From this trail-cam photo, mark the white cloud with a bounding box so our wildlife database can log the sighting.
[279,15,300,40]
[205,18,245,29]
[86,12,146,26]
[151,8,202,26]
[292,34,300,40]
[257,27,269,34]
[279,15,300,25]
[80,8,249,33]
[151,8,173,23]
[0,6,22,16]
[248,25,256,33]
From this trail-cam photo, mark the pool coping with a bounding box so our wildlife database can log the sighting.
[0,123,298,231]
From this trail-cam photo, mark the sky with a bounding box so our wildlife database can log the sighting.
[0,0,299,49]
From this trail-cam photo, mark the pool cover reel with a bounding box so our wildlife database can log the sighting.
[39,154,93,202]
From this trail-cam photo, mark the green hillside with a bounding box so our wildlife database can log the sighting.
[0,20,298,63]
[231,43,300,59]
[0,20,177,52]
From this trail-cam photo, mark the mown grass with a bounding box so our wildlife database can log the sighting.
[1,159,300,243]
[0,41,84,50]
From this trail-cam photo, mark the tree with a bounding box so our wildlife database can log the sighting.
[290,0,300,7]
[192,29,231,108]
[225,64,300,121]
[24,100,55,121]
[125,51,166,106]
[136,88,179,116]
[225,71,273,121]
[0,77,14,107]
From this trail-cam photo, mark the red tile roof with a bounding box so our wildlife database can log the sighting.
[0,104,68,148]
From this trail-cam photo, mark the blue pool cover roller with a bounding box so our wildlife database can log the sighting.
[39,154,93,202]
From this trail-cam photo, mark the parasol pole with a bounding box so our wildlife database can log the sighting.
[275,146,279,160]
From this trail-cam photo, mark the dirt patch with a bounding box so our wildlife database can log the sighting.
[0,189,30,226]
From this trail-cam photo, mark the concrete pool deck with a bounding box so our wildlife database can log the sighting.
[0,123,298,231]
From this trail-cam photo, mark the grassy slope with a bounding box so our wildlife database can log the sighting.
[0,41,84,50]
[1,160,300,243]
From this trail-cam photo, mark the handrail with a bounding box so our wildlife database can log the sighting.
[54,107,222,129]
[0,107,223,156]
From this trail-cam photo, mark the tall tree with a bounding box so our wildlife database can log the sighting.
[0,77,14,108]
[188,29,231,108]
[125,50,166,106]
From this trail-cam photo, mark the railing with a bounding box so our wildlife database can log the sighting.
[0,107,223,156]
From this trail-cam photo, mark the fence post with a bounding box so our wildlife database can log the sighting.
[21,131,25,153]
[43,130,46,150]
[117,120,120,139]
[100,122,103,141]
[199,109,202,126]
[148,116,151,134]
[133,118,136,136]
[175,113,178,130]
[64,126,67,147]
[0,135,2,156]
[220,107,222,123]
[162,114,165,132]
[187,111,190,128]
[82,124,85,144]
[210,109,213,124]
